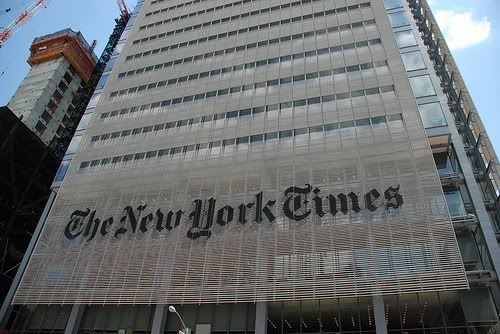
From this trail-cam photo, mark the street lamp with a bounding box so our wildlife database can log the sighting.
[168,305,189,334]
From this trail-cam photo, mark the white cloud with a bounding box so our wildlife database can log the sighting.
[434,10,491,50]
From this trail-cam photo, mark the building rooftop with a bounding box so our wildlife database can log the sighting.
[28,28,96,82]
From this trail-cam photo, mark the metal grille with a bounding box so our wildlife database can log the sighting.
[13,0,468,305]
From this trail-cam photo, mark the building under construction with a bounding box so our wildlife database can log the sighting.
[7,29,96,146]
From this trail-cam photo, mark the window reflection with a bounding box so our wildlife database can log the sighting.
[54,160,70,182]
[395,30,417,48]
[444,188,467,216]
[409,75,436,98]
[401,51,426,71]
[418,102,447,128]
[389,11,410,27]
[434,151,458,175]
[384,0,403,9]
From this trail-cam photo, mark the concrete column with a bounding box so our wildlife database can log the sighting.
[0,191,56,331]
[255,302,267,334]
[64,305,85,334]
[151,305,168,334]
[373,296,387,334]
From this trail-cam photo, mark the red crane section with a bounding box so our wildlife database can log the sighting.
[116,0,130,18]
[0,0,49,48]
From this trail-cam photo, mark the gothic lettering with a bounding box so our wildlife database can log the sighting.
[283,184,312,221]
[365,189,381,212]
[64,209,91,240]
[64,185,404,242]
[216,205,234,226]
[255,192,276,223]
[385,185,403,211]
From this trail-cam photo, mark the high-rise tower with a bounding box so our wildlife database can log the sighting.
[2,0,500,332]
[7,29,96,146]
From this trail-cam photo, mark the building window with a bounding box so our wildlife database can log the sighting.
[418,103,447,128]
[434,151,458,175]
[54,160,70,182]
[395,30,417,48]
[96,74,109,90]
[66,135,82,155]
[63,71,73,83]
[384,0,403,9]
[41,110,52,123]
[35,121,47,134]
[56,125,65,136]
[444,189,467,217]
[409,75,436,98]
[58,81,68,93]
[76,113,92,131]
[52,90,63,104]
[401,51,426,71]
[389,11,410,28]
[47,100,58,113]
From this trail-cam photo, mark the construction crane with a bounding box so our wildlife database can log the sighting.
[116,0,130,18]
[0,0,49,48]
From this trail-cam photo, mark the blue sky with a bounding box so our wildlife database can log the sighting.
[0,0,498,152]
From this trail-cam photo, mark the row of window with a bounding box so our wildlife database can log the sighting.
[138,2,370,45]
[81,113,403,169]
[142,0,325,31]
[148,0,231,14]
[109,61,390,105]
[103,84,395,120]
[97,86,395,142]
[143,2,259,31]
[133,4,371,47]
[125,16,376,61]
[111,59,388,99]
[119,37,382,79]
[146,0,211,13]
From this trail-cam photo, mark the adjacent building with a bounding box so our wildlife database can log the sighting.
[2,0,500,333]
[7,29,96,146]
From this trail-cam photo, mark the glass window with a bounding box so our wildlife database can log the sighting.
[395,30,417,48]
[444,189,466,216]
[35,121,47,134]
[409,75,436,97]
[76,113,92,131]
[67,135,82,155]
[401,51,426,71]
[54,160,70,182]
[434,151,456,175]
[418,103,447,128]
[384,0,403,9]
[96,74,109,90]
[87,93,102,109]
[389,11,410,27]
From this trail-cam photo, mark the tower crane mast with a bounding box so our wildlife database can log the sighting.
[0,0,49,48]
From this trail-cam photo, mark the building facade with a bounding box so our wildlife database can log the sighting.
[7,29,96,146]
[2,0,500,333]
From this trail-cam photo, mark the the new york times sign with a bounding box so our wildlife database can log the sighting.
[64,184,403,242]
